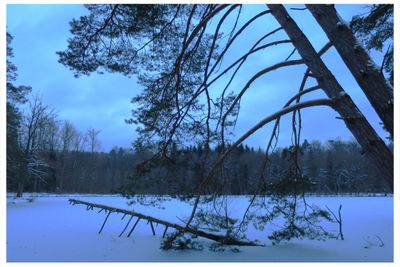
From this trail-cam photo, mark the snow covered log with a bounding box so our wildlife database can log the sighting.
[68,198,261,247]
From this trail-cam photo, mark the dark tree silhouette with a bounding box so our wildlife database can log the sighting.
[6,32,32,197]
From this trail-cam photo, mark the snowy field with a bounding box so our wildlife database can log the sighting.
[6,194,393,262]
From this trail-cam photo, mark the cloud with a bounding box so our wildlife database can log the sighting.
[7,4,388,152]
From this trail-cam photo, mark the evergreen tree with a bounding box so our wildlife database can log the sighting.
[6,32,32,197]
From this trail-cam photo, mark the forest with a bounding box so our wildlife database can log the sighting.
[6,122,391,195]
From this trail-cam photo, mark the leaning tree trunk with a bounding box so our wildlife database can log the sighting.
[306,4,394,138]
[268,4,393,191]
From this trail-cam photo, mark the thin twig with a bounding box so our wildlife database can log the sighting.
[98,211,112,234]
[127,217,141,237]
[186,98,336,228]
[119,215,134,237]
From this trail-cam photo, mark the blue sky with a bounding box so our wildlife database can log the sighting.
[6,4,389,151]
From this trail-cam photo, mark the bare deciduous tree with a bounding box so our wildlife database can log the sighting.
[86,127,101,153]
[19,95,57,195]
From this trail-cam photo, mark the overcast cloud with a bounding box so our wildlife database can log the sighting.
[7,4,389,151]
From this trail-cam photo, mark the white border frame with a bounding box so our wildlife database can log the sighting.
[1,1,398,267]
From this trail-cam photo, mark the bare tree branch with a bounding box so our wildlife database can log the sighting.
[185,98,336,229]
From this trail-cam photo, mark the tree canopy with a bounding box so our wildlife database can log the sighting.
[59,4,227,154]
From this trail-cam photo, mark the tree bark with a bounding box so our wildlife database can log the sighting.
[306,4,393,138]
[268,4,393,191]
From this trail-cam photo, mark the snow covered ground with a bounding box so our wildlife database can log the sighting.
[6,194,393,262]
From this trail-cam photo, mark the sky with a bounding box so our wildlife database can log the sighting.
[6,4,390,152]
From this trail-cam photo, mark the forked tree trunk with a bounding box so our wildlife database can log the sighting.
[306,4,393,138]
[268,4,393,191]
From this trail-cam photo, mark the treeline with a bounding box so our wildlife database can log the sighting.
[6,94,108,196]
[8,136,390,196]
[125,139,390,196]
[7,31,109,196]
[15,147,135,194]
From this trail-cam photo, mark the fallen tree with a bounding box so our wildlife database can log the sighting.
[68,198,262,247]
